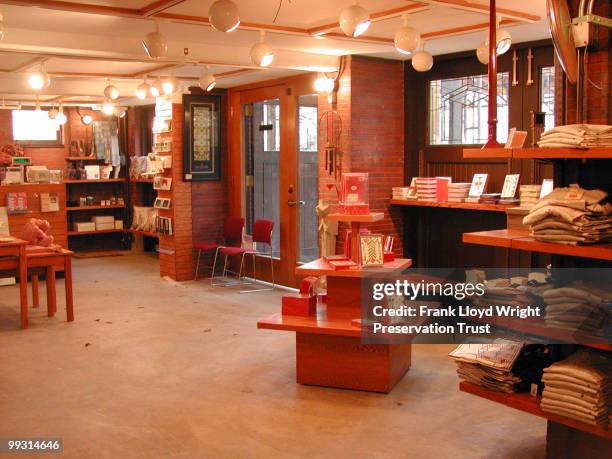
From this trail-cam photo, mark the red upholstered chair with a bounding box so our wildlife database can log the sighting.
[194,216,244,280]
[218,219,275,292]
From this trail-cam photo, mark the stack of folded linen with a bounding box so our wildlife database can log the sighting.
[542,284,611,335]
[471,275,552,310]
[520,185,542,208]
[523,186,612,245]
[541,349,611,426]
[538,124,612,148]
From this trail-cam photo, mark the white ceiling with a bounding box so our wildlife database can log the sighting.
[0,0,550,106]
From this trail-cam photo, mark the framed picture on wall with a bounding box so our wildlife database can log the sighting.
[182,94,224,181]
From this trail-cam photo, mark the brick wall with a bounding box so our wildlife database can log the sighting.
[318,55,405,256]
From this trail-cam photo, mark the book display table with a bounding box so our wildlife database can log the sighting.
[259,256,412,393]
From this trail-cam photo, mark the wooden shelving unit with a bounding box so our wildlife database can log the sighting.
[67,204,125,211]
[64,156,99,161]
[68,229,124,236]
[460,381,611,440]
[464,146,612,159]
[390,199,511,212]
[126,228,159,239]
[462,229,612,260]
[64,178,126,184]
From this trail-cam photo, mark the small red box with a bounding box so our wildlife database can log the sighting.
[282,293,317,317]
[383,251,395,262]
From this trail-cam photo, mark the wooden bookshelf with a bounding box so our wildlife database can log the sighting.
[67,204,125,211]
[462,229,612,260]
[390,199,511,212]
[64,178,126,184]
[460,381,611,440]
[68,229,124,236]
[65,156,100,161]
[464,146,612,159]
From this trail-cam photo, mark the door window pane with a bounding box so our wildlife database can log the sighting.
[245,99,280,257]
[540,66,555,132]
[429,73,509,145]
[297,95,319,263]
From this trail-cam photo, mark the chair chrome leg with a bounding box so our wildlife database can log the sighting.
[194,250,201,280]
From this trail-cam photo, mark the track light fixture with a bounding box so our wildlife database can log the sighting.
[55,103,67,125]
[199,67,216,92]
[104,78,119,100]
[477,17,512,63]
[339,1,370,38]
[136,80,150,99]
[35,97,41,112]
[394,13,421,55]
[209,0,240,33]
[314,74,335,93]
[116,107,127,118]
[0,11,4,42]
[142,22,168,59]
[476,41,489,65]
[250,30,274,67]
[47,105,58,120]
[162,76,179,94]
[28,64,51,90]
[411,44,433,72]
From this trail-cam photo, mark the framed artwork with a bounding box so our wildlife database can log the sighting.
[154,197,172,210]
[153,176,172,191]
[468,174,488,198]
[182,94,224,181]
[505,128,528,149]
[359,234,384,267]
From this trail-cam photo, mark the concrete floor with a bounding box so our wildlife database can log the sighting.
[0,254,546,458]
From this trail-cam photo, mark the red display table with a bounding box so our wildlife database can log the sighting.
[258,256,412,393]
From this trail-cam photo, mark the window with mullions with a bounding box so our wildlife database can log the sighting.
[429,73,509,145]
[12,109,63,147]
[540,66,555,132]
[262,100,280,152]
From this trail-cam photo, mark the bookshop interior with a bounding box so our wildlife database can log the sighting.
[0,0,611,457]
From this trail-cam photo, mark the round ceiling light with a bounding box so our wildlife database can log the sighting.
[81,113,93,125]
[339,3,370,38]
[476,41,489,65]
[250,31,274,67]
[412,49,433,72]
[495,28,512,55]
[48,106,58,120]
[142,23,168,59]
[55,105,67,125]
[208,0,240,33]
[314,75,335,93]
[28,66,51,90]
[394,14,421,55]
[102,101,115,116]
[162,76,179,94]
[136,80,150,99]
[150,79,163,97]
[104,80,119,100]
[199,69,216,92]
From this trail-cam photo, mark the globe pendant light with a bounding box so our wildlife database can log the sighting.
[28,64,51,90]
[495,28,512,55]
[339,1,370,38]
[162,76,179,94]
[250,31,274,67]
[48,105,58,120]
[412,44,433,72]
[136,80,150,99]
[55,103,67,125]
[394,14,421,55]
[102,100,114,116]
[142,22,168,59]
[209,0,240,33]
[150,78,163,97]
[476,41,489,64]
[104,78,119,100]
[199,67,216,92]
[0,11,4,42]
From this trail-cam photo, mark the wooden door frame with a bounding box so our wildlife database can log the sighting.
[227,72,317,287]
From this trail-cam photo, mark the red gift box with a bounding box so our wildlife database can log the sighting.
[383,251,395,262]
[282,293,317,316]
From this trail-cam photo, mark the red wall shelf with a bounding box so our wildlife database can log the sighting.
[464,147,612,159]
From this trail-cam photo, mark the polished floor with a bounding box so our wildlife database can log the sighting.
[0,254,546,458]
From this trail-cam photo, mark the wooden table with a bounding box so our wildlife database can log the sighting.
[0,237,28,328]
[0,245,74,328]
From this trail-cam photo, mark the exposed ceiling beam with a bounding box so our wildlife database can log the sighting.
[0,0,140,18]
[10,56,48,72]
[325,18,519,45]
[139,0,187,17]
[419,0,540,23]
[307,2,431,36]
